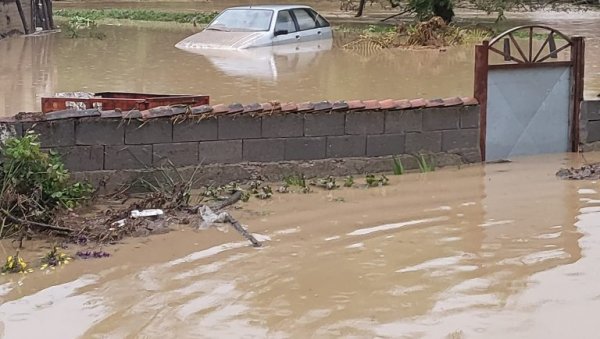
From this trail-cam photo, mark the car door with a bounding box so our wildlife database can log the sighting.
[272,10,300,46]
[290,8,327,42]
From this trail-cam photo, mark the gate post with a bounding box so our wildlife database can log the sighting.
[570,36,585,152]
[474,41,489,161]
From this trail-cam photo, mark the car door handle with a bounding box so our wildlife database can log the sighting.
[295,35,300,39]
[317,31,322,35]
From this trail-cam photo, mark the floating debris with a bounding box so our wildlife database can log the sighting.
[366,174,389,187]
[556,163,600,180]
[253,185,273,200]
[131,209,164,218]
[310,176,339,190]
[76,251,111,259]
[41,247,71,269]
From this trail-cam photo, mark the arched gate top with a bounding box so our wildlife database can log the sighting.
[485,25,573,65]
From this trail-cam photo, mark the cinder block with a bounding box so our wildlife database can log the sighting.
[327,135,366,158]
[104,145,152,170]
[405,131,442,153]
[285,137,326,160]
[173,118,218,142]
[218,115,261,140]
[23,120,75,147]
[304,112,345,136]
[422,107,459,131]
[125,119,172,145]
[198,140,242,164]
[345,110,384,135]
[243,139,285,162]
[459,106,480,129]
[367,134,405,156]
[582,100,600,121]
[153,142,199,167]
[385,109,422,133]
[76,118,124,145]
[50,146,104,172]
[442,129,479,151]
[458,148,482,163]
[587,120,600,142]
[0,121,22,141]
[262,114,303,137]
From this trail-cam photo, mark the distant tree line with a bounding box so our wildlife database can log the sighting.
[354,0,599,22]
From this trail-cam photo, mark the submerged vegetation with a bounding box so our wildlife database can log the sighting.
[416,153,436,172]
[392,156,405,175]
[54,9,219,25]
[342,17,493,49]
[63,16,106,39]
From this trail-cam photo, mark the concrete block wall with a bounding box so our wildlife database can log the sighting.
[0,98,481,184]
[581,100,600,150]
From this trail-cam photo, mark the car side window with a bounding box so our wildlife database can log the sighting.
[310,9,330,27]
[274,10,296,33]
[292,9,317,31]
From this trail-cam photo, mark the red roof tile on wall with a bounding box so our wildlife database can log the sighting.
[11,97,479,122]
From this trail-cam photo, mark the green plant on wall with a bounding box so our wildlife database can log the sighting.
[415,153,435,172]
[392,156,405,175]
[0,131,93,238]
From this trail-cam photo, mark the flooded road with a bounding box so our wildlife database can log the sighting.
[2,153,600,337]
[1,8,600,116]
[0,24,475,116]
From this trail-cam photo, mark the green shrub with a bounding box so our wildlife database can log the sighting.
[54,9,219,25]
[0,132,93,237]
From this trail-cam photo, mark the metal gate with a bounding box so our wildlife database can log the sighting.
[474,26,585,161]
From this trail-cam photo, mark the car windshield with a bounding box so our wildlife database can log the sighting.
[207,9,273,32]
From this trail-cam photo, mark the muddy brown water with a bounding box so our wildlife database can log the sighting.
[1,8,600,116]
[2,153,600,337]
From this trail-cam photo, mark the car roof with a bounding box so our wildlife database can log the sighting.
[226,4,312,11]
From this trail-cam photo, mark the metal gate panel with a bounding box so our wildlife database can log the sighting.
[486,66,571,161]
[473,26,586,161]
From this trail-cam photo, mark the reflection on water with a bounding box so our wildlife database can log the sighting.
[2,153,600,337]
[178,39,335,80]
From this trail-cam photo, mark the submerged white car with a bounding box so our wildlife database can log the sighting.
[175,5,333,50]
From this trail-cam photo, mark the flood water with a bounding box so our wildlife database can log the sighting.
[1,9,600,116]
[2,153,600,337]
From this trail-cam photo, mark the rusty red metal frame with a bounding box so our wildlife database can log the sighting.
[570,37,586,152]
[474,25,585,161]
[474,41,489,160]
[41,92,209,113]
[487,25,573,67]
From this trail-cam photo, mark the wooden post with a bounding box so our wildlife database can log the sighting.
[30,0,36,32]
[15,0,30,34]
[474,40,489,161]
[570,36,585,152]
[39,0,50,30]
[45,0,54,29]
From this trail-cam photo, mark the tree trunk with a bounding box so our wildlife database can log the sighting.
[432,0,455,23]
[355,0,367,17]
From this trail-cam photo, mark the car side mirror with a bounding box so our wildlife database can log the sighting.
[274,29,288,36]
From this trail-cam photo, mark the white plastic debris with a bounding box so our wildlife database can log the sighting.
[131,209,164,218]
[198,205,229,229]
[111,219,126,227]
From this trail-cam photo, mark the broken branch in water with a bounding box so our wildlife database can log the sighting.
[223,213,262,248]
[197,202,262,247]
[0,209,74,234]
[212,190,243,211]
